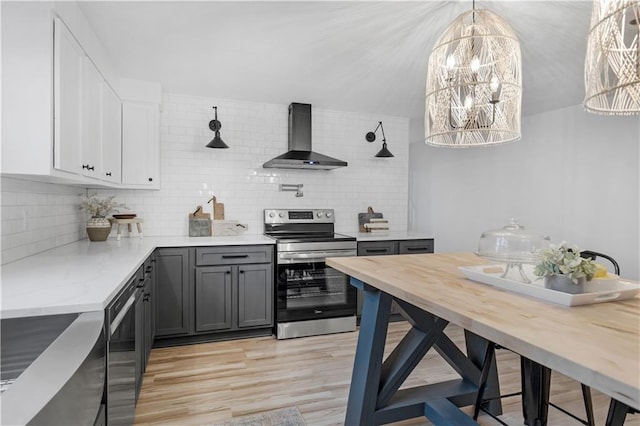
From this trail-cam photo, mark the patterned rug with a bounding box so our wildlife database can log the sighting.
[214,407,306,426]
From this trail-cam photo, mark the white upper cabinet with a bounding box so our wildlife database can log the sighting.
[53,17,83,176]
[80,56,103,179]
[122,102,160,189]
[101,83,122,184]
[2,3,160,190]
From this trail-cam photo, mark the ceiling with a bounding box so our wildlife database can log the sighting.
[79,1,592,122]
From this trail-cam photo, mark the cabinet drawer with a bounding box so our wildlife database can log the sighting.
[398,239,434,254]
[357,241,397,256]
[195,245,273,266]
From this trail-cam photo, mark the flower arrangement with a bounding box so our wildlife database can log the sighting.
[533,241,597,284]
[79,193,128,218]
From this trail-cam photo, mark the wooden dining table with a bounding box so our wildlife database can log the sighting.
[326,252,640,426]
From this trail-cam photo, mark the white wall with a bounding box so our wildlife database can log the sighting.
[95,94,409,236]
[410,104,640,280]
[1,177,85,264]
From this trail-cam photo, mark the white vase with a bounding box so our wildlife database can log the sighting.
[544,275,587,294]
[86,216,111,241]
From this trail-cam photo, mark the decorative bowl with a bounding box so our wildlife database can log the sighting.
[113,214,137,219]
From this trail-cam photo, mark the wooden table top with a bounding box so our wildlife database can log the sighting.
[327,252,640,410]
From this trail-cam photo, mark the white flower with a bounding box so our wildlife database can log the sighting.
[79,193,127,217]
[533,241,597,284]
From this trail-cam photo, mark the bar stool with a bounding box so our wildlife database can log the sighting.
[474,250,621,426]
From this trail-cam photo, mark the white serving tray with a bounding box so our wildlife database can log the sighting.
[459,264,640,306]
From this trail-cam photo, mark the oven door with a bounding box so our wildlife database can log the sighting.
[276,249,357,322]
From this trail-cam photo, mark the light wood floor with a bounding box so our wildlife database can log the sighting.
[135,322,639,425]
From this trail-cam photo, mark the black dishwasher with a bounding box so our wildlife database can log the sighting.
[107,269,142,425]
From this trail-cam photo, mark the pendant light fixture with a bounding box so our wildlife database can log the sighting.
[584,0,640,115]
[425,1,522,147]
[206,106,229,149]
[365,121,394,157]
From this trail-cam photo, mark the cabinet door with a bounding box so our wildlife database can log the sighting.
[196,246,273,266]
[357,241,397,256]
[154,248,189,337]
[398,239,434,254]
[122,102,159,187]
[81,57,102,178]
[237,263,273,329]
[101,82,122,183]
[53,18,83,175]
[194,266,233,332]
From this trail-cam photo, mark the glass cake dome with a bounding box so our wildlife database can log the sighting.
[476,219,550,282]
[477,219,550,263]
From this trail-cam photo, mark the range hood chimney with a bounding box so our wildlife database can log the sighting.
[262,103,348,170]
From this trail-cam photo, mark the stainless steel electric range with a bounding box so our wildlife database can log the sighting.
[264,209,357,339]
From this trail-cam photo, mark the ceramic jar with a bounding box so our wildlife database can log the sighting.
[86,216,111,241]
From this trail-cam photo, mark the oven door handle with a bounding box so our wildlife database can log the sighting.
[278,250,357,264]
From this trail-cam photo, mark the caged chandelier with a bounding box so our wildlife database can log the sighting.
[584,0,640,115]
[425,2,522,147]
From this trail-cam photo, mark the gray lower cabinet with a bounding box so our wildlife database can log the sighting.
[357,240,396,256]
[154,248,190,337]
[357,239,434,317]
[237,263,272,328]
[398,239,435,254]
[154,245,274,343]
[194,246,273,334]
[143,254,156,365]
[195,266,233,332]
[134,253,156,401]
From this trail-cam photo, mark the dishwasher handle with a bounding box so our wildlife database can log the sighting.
[109,292,137,336]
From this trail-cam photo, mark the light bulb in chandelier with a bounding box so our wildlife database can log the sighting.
[470,56,481,73]
[464,95,474,109]
[490,75,500,92]
[446,54,456,70]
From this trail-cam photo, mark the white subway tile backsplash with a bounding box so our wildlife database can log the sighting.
[99,95,409,235]
[1,177,85,264]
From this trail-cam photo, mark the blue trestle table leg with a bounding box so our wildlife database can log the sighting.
[345,279,503,425]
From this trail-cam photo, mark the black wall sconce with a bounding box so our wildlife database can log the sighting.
[365,121,393,158]
[206,106,229,149]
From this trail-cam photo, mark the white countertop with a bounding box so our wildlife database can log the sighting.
[1,235,275,319]
[350,231,435,242]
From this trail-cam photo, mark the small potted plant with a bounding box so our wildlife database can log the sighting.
[533,241,597,294]
[79,193,128,241]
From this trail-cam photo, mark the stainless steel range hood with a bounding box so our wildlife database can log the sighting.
[263,103,347,170]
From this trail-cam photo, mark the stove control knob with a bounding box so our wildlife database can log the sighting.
[316,211,324,218]
[279,212,285,218]
[326,211,333,218]
[268,212,275,218]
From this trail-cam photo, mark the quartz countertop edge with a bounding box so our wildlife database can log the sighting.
[1,235,275,319]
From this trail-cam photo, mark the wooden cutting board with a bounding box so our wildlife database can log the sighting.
[210,196,225,220]
[358,206,383,232]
